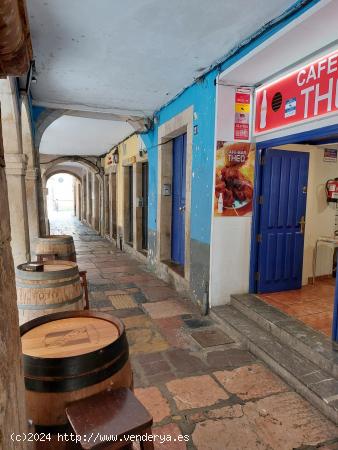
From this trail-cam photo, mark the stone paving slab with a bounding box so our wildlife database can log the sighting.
[135,387,171,423]
[192,392,338,450]
[143,300,195,319]
[166,375,229,410]
[50,217,338,450]
[191,329,234,347]
[213,364,289,400]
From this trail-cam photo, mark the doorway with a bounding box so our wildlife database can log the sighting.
[109,173,117,239]
[128,165,133,244]
[46,173,76,227]
[171,133,187,266]
[256,149,309,293]
[251,129,338,338]
[141,162,148,250]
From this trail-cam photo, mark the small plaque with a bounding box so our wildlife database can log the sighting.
[162,184,171,196]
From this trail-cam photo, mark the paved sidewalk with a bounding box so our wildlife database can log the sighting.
[51,216,338,450]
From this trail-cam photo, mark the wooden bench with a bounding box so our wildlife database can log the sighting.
[66,388,154,450]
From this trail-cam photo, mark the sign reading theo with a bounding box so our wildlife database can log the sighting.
[255,49,338,134]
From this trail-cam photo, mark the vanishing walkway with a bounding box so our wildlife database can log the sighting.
[50,214,338,450]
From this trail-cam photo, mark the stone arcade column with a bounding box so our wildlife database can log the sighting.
[22,95,40,253]
[92,172,100,231]
[25,167,40,247]
[86,170,92,225]
[73,179,77,216]
[5,153,30,264]
[1,79,30,265]
[103,174,109,237]
[41,171,50,235]
[0,0,33,446]
[0,115,27,450]
[81,173,87,222]
[36,165,47,237]
[75,180,81,219]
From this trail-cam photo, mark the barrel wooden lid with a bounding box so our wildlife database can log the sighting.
[43,262,75,272]
[38,235,73,240]
[16,260,79,279]
[21,317,120,359]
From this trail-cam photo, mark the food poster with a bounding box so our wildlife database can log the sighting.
[214,142,255,217]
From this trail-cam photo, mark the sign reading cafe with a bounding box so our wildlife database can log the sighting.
[255,49,338,134]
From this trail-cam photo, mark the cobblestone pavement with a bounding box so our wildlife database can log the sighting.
[51,215,338,450]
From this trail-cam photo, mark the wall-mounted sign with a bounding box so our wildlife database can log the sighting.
[323,148,338,163]
[162,183,171,196]
[255,49,338,134]
[123,156,136,166]
[234,88,251,140]
[214,142,255,217]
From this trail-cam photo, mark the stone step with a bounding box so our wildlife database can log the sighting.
[230,293,338,379]
[210,305,338,424]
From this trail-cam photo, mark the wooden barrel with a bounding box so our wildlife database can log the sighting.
[16,261,83,324]
[35,235,76,262]
[21,311,133,431]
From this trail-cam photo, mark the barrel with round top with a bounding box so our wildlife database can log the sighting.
[35,235,76,262]
[20,311,133,429]
[16,260,83,324]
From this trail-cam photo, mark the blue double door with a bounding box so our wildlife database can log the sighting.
[171,133,187,266]
[257,149,309,293]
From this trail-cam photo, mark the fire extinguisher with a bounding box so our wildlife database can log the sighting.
[325,178,338,203]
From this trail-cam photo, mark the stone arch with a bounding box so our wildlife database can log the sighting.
[41,158,103,235]
[42,155,101,176]
[45,168,82,184]
[34,108,68,151]
[45,169,82,223]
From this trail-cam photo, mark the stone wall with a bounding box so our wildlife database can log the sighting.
[0,115,27,449]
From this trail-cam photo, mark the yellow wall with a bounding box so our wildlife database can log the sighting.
[103,133,146,234]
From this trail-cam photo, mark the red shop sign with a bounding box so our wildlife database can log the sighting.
[255,49,338,134]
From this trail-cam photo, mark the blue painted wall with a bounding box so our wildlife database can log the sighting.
[141,70,216,245]
[141,0,320,249]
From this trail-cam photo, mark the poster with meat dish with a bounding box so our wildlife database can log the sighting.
[214,142,255,217]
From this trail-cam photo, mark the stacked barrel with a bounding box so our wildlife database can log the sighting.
[20,311,133,434]
[16,236,133,442]
[16,235,82,325]
[16,260,83,324]
[35,235,77,262]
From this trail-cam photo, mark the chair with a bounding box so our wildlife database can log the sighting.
[66,388,154,450]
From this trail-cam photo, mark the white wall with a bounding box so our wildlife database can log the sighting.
[210,83,253,306]
[276,144,338,284]
[210,217,252,305]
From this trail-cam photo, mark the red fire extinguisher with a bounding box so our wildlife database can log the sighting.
[326,178,338,203]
